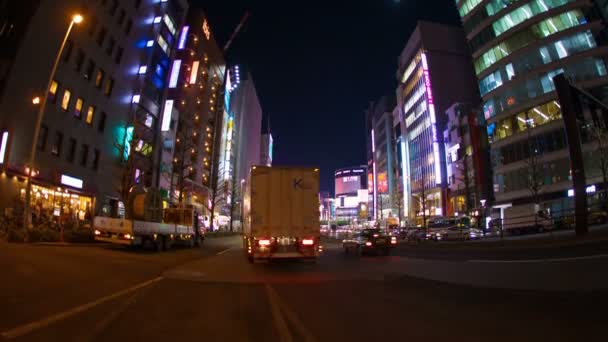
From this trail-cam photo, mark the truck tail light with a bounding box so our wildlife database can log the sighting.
[258,239,271,247]
[301,239,314,246]
[94,229,101,236]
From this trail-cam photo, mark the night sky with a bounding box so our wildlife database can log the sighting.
[194,0,461,193]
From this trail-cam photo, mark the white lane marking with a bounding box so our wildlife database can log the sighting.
[469,254,608,264]
[216,248,232,255]
[1,276,164,340]
[272,286,318,342]
[265,284,293,342]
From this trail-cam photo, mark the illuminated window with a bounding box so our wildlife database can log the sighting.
[157,35,169,54]
[95,69,105,88]
[74,98,84,118]
[86,106,95,125]
[49,80,59,102]
[145,114,154,128]
[162,14,176,35]
[474,10,586,75]
[61,89,71,111]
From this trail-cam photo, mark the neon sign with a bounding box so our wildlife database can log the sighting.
[421,52,442,185]
[178,26,189,50]
[202,20,211,40]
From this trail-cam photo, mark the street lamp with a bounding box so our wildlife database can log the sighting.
[23,14,83,230]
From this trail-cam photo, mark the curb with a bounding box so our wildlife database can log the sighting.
[32,242,107,247]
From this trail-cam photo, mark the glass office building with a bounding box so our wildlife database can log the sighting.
[456,0,608,213]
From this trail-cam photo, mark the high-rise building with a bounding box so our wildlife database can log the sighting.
[457,0,608,217]
[260,133,273,167]
[366,95,398,221]
[395,21,480,222]
[0,0,188,219]
[230,66,263,226]
[232,68,262,193]
[158,9,225,221]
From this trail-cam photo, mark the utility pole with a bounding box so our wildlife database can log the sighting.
[554,74,589,236]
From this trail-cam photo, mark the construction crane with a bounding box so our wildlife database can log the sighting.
[223,11,250,54]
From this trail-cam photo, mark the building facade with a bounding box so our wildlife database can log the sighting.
[232,68,262,195]
[366,95,398,221]
[158,9,224,222]
[230,67,263,227]
[0,0,188,221]
[395,21,480,222]
[443,103,493,217]
[457,0,608,217]
[260,133,273,167]
[334,166,368,222]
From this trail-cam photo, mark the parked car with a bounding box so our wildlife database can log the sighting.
[343,229,397,256]
[589,210,608,225]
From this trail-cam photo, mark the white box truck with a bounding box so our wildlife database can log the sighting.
[243,166,322,262]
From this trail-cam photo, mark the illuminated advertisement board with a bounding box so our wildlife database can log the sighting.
[377,172,388,194]
[335,167,366,196]
[367,173,374,193]
[335,175,361,196]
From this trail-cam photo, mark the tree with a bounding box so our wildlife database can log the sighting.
[392,189,403,224]
[415,160,429,232]
[450,113,475,214]
[524,122,544,226]
[228,165,240,232]
[169,119,199,206]
[378,195,385,220]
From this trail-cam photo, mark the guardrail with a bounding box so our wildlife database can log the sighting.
[490,203,607,236]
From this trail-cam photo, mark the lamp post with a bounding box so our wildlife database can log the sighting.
[23,14,83,230]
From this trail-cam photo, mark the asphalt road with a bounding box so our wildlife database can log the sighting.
[1,237,608,342]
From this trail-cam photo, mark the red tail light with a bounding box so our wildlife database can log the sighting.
[258,239,271,247]
[301,239,314,246]
[365,241,373,247]
[391,237,397,245]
